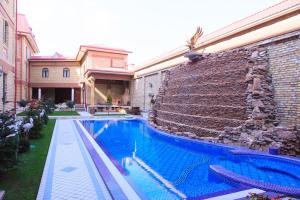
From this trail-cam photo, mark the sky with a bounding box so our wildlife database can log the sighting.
[18,0,281,65]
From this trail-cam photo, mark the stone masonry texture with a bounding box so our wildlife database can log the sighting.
[149,42,300,155]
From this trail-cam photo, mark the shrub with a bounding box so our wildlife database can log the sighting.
[0,112,19,172]
[65,100,75,109]
[40,99,56,113]
[41,111,49,125]
[18,99,28,108]
[18,138,30,153]
[0,112,16,140]
[28,99,41,109]
[107,95,112,105]
[22,109,44,139]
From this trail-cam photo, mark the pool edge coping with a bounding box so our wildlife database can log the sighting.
[36,120,58,200]
[74,119,141,200]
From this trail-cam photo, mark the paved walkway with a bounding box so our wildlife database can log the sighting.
[37,119,112,200]
[78,111,92,117]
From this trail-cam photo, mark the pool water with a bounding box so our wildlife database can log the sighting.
[80,119,300,199]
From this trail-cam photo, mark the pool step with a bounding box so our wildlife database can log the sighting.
[156,110,244,131]
[209,165,300,198]
[158,104,247,120]
[155,117,223,137]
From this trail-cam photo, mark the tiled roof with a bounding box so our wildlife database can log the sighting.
[76,45,132,61]
[80,45,132,54]
[30,52,74,61]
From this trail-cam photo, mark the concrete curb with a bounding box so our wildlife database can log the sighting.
[0,190,5,200]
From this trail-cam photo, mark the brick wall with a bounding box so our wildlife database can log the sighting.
[264,33,300,127]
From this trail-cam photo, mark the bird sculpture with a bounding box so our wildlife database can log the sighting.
[14,120,23,132]
[39,109,45,118]
[186,26,203,51]
[23,118,34,139]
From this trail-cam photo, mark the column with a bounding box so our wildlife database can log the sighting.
[90,78,95,107]
[71,88,74,102]
[38,88,42,100]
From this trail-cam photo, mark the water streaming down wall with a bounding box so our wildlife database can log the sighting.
[151,49,252,137]
[149,47,300,155]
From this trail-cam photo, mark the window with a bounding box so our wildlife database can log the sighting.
[3,20,9,45]
[2,73,7,103]
[63,68,70,77]
[42,68,49,78]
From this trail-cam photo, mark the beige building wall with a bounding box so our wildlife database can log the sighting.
[81,49,130,107]
[0,0,16,111]
[30,61,81,85]
[87,51,128,70]
[94,82,128,105]
[130,71,166,111]
[16,36,34,101]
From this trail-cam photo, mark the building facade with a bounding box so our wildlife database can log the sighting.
[0,0,16,112]
[16,13,39,102]
[28,46,132,111]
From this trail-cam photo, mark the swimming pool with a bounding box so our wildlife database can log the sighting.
[79,119,300,199]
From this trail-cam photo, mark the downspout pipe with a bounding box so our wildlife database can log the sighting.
[14,0,18,112]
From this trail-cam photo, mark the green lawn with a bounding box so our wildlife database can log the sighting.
[48,111,79,116]
[18,111,79,116]
[0,119,56,200]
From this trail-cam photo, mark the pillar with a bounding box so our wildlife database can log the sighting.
[38,88,42,100]
[71,88,74,102]
[90,78,95,107]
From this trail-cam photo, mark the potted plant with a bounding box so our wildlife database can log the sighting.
[106,95,113,115]
[17,99,28,111]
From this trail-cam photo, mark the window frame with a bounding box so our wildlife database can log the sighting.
[63,68,70,78]
[3,20,9,45]
[2,73,7,103]
[42,68,49,78]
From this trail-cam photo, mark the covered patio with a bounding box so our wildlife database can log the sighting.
[83,70,133,113]
[31,86,81,104]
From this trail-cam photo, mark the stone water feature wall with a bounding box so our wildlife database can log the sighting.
[149,47,300,155]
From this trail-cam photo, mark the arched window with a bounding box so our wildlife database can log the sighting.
[42,68,49,78]
[3,20,9,44]
[63,68,70,77]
